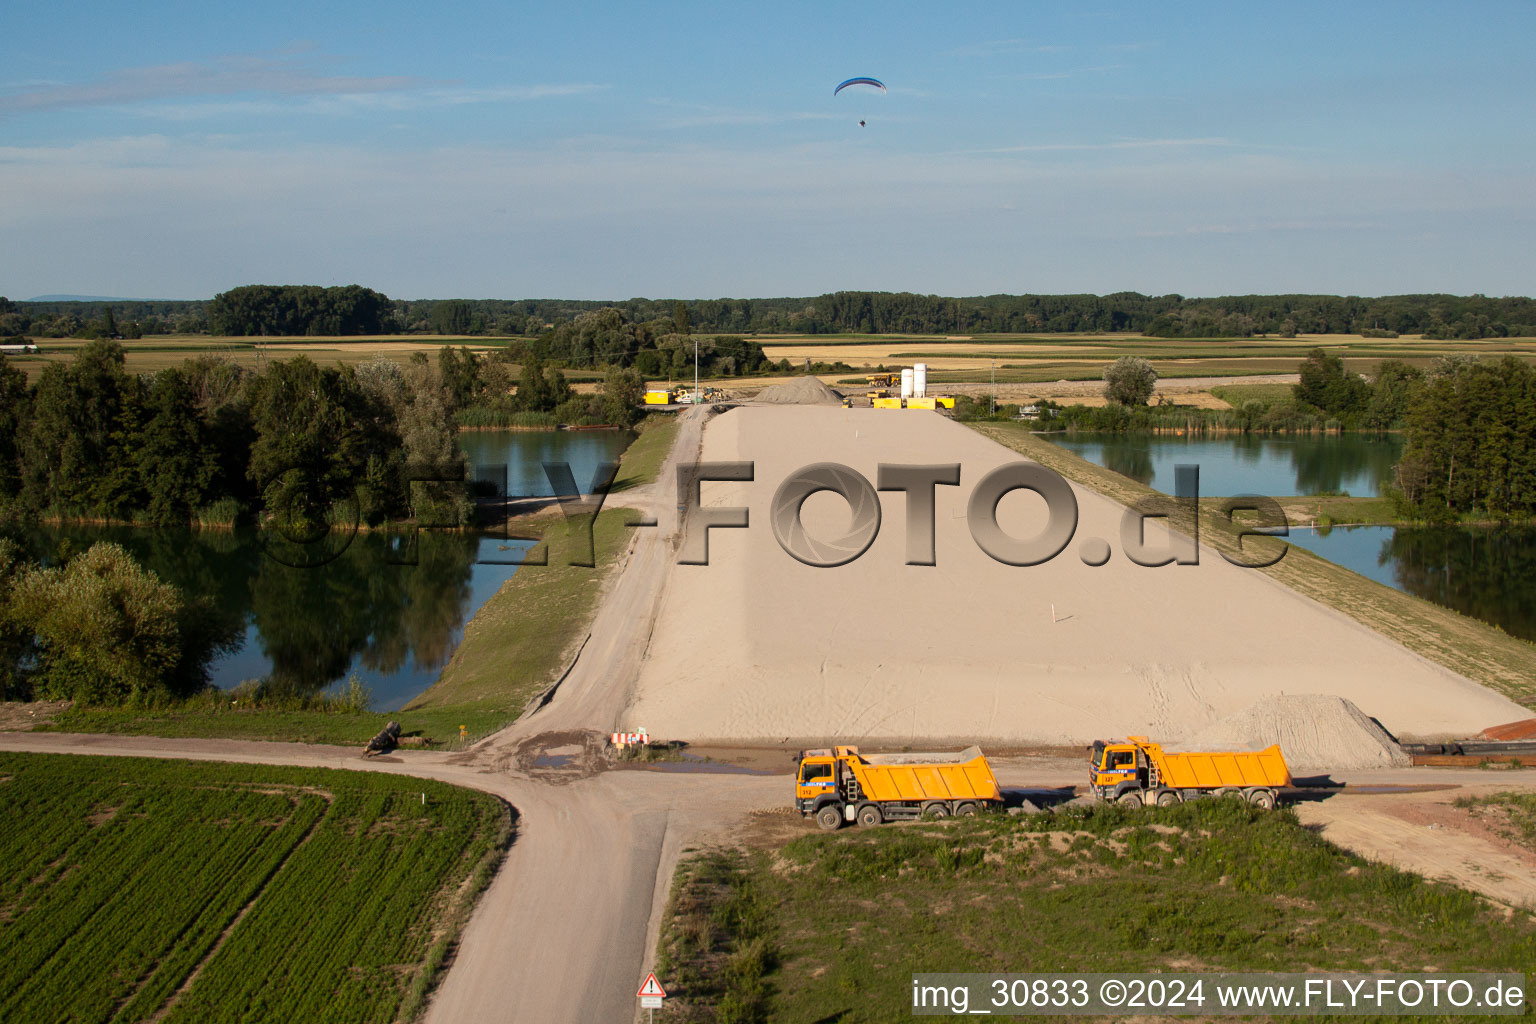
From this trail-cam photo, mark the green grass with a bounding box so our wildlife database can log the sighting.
[656,849,777,1024]
[404,508,633,717]
[611,413,680,494]
[969,422,1536,707]
[1271,495,1401,527]
[1210,382,1299,409]
[0,752,510,1024]
[41,419,680,746]
[659,801,1536,1023]
[1456,792,1536,849]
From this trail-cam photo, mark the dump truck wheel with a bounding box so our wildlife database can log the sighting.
[1156,790,1181,807]
[816,804,844,831]
[922,802,950,819]
[1248,789,1276,810]
[856,804,883,827]
[954,802,978,817]
[1116,791,1143,808]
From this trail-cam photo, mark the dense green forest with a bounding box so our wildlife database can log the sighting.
[1396,357,1536,518]
[0,341,647,528]
[5,289,1534,339]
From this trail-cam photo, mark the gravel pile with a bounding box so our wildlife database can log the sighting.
[1186,694,1409,771]
[752,376,843,406]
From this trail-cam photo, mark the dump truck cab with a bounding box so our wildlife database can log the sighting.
[795,749,842,815]
[1089,740,1145,799]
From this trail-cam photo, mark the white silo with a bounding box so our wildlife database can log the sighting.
[900,368,914,399]
[913,362,928,398]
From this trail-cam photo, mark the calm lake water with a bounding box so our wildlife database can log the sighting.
[11,429,635,711]
[459,428,634,496]
[1048,432,1404,497]
[1284,524,1536,643]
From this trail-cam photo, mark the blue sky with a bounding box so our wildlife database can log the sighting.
[2,1,1533,300]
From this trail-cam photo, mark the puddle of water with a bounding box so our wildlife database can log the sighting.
[532,753,576,768]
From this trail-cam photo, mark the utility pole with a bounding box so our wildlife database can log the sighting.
[989,358,996,413]
[694,336,700,404]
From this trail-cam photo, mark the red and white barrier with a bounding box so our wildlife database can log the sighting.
[611,730,650,748]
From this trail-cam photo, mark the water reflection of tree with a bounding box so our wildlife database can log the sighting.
[1289,436,1401,496]
[1096,438,1156,486]
[1385,526,1536,643]
[250,531,479,695]
[10,524,254,675]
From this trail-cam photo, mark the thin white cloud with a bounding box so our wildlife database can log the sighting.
[130,83,606,120]
[990,63,1125,81]
[978,137,1235,154]
[944,39,1070,58]
[664,110,841,128]
[0,52,604,118]
[0,54,422,114]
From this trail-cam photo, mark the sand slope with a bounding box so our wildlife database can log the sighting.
[623,407,1526,747]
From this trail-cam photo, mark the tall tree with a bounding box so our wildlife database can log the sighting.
[0,354,29,500]
[1102,356,1157,407]
[135,368,218,524]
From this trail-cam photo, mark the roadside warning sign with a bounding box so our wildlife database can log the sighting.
[639,972,666,1009]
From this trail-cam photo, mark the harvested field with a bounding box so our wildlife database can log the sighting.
[621,406,1525,754]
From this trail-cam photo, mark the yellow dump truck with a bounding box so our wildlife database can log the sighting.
[1089,736,1291,809]
[795,745,1002,829]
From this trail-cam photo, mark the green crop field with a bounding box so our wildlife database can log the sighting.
[0,753,510,1024]
[657,801,1536,1023]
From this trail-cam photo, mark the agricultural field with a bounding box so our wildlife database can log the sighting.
[762,333,1536,386]
[0,336,601,385]
[0,753,510,1024]
[657,800,1536,1023]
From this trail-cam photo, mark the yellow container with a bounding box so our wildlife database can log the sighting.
[643,390,672,405]
[906,397,937,410]
[849,747,1001,803]
[872,397,903,409]
[1152,744,1291,789]
[934,396,956,409]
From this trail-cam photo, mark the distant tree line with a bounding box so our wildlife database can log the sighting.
[7,290,1534,341]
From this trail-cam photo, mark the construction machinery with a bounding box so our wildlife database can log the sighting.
[795,745,1002,829]
[1089,736,1290,809]
[866,373,898,388]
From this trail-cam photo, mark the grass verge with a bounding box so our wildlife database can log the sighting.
[405,508,633,717]
[660,801,1536,1023]
[656,848,778,1024]
[970,422,1536,708]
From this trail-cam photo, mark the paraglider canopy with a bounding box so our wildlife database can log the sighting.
[834,77,887,96]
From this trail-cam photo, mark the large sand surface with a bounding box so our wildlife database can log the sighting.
[622,406,1526,746]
